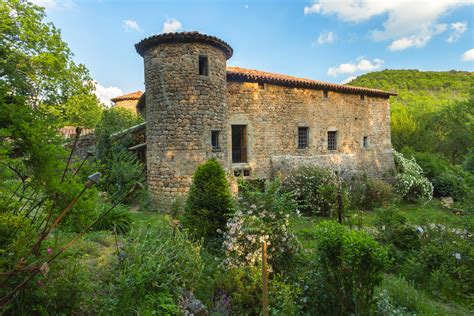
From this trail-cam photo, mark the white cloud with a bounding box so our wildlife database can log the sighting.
[304,0,474,50]
[317,31,335,45]
[162,18,182,33]
[93,81,123,107]
[461,48,474,61]
[447,21,467,43]
[122,20,142,32]
[30,0,75,10]
[304,3,321,15]
[340,76,357,84]
[328,58,384,77]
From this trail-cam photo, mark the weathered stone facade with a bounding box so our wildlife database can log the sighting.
[111,91,143,114]
[134,32,396,198]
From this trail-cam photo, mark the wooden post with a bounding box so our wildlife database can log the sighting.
[262,240,269,316]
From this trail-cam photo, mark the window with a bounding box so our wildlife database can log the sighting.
[328,131,337,150]
[323,90,329,99]
[298,127,309,149]
[199,55,208,76]
[211,130,220,150]
[360,94,365,100]
[243,169,251,177]
[363,136,369,148]
[258,82,265,89]
[232,125,247,163]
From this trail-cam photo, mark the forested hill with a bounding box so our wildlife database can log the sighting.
[347,70,473,163]
[348,70,473,109]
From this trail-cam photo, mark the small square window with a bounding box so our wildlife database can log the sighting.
[360,94,365,100]
[199,55,208,76]
[363,136,369,148]
[243,169,251,177]
[211,130,220,150]
[258,82,265,89]
[323,90,329,99]
[328,131,337,150]
[298,127,309,149]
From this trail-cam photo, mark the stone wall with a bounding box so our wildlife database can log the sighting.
[143,42,228,198]
[226,81,394,179]
[114,99,139,114]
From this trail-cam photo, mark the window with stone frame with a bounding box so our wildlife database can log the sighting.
[199,55,209,76]
[231,125,247,163]
[328,131,338,150]
[298,127,309,149]
[211,130,220,150]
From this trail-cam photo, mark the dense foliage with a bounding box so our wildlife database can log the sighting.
[349,70,474,164]
[1,0,103,127]
[183,158,233,241]
[282,166,344,216]
[305,221,389,315]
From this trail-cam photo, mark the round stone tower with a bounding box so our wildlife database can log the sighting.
[135,32,233,197]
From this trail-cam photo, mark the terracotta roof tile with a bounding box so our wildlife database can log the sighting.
[226,67,397,97]
[111,91,143,102]
[135,31,233,59]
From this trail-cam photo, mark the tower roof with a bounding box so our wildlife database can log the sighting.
[135,31,233,59]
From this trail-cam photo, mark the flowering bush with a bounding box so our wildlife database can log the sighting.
[282,166,344,216]
[222,180,300,273]
[393,150,433,203]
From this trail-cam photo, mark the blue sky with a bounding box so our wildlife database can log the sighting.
[33,0,474,104]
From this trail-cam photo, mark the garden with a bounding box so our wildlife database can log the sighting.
[1,1,473,315]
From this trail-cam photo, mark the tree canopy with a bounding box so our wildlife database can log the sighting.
[0,0,102,128]
[349,70,474,164]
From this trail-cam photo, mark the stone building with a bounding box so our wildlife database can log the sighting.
[128,31,396,197]
[111,91,143,114]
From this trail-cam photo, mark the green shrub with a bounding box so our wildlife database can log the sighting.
[376,275,470,316]
[403,150,470,201]
[92,203,132,234]
[100,150,145,202]
[399,224,473,305]
[305,221,389,315]
[350,176,395,211]
[431,172,469,201]
[269,275,301,315]
[107,219,202,313]
[463,149,474,174]
[282,166,343,216]
[374,208,421,267]
[393,150,433,203]
[183,158,233,240]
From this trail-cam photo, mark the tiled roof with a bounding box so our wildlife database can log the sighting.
[135,32,233,59]
[226,67,397,97]
[111,91,143,102]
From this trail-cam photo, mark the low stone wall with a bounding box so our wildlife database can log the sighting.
[270,151,394,179]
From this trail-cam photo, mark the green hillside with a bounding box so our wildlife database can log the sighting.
[349,69,472,110]
[348,70,473,163]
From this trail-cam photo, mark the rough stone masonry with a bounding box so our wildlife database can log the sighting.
[131,31,396,199]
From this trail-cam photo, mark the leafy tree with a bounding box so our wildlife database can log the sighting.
[183,158,233,240]
[0,0,102,126]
